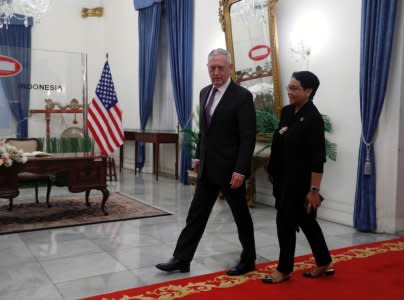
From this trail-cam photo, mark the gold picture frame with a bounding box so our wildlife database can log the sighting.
[219,0,282,116]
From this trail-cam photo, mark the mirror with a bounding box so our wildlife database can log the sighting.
[220,0,282,206]
[220,0,282,122]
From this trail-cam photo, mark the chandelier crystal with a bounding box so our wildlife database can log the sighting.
[231,0,268,24]
[0,0,50,28]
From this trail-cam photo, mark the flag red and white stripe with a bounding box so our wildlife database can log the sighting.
[86,61,124,155]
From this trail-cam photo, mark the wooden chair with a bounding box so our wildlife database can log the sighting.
[5,138,52,209]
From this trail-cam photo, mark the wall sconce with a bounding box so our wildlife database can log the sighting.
[290,40,312,67]
[289,11,328,68]
[81,7,104,18]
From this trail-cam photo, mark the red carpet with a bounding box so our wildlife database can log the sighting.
[83,237,404,300]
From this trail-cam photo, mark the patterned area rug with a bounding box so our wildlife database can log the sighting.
[0,192,170,235]
[82,237,404,300]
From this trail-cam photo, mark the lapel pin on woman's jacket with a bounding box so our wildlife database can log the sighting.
[279,126,288,135]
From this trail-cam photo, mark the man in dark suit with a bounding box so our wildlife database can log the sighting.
[156,48,257,276]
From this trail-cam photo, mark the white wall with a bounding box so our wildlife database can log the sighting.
[29,0,137,162]
[193,0,226,110]
[30,0,105,141]
[273,0,404,232]
[32,0,105,98]
[102,0,139,167]
[376,0,404,233]
[103,0,139,129]
[254,0,362,227]
[38,0,140,130]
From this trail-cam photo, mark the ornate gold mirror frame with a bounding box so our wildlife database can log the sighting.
[219,0,282,116]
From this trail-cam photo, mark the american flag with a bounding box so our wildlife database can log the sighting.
[86,61,124,155]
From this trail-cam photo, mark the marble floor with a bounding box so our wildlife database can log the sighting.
[0,169,400,299]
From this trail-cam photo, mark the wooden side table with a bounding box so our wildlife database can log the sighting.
[120,129,179,181]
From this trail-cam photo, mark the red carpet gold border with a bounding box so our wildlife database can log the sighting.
[87,238,404,300]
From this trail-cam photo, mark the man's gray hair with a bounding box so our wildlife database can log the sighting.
[208,48,231,65]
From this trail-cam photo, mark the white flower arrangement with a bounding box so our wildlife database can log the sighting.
[248,82,274,99]
[0,140,28,167]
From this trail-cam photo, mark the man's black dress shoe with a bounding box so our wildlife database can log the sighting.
[155,257,190,273]
[226,261,255,276]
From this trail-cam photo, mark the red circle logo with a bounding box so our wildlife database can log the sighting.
[0,55,22,77]
[248,45,271,61]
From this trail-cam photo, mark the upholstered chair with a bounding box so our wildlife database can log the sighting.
[5,138,52,209]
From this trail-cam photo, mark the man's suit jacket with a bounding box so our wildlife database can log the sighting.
[195,81,256,184]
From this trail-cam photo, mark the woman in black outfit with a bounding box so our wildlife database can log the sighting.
[262,71,334,284]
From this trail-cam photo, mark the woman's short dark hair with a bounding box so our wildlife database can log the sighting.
[292,71,320,100]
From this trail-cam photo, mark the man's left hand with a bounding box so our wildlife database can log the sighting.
[230,172,245,189]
